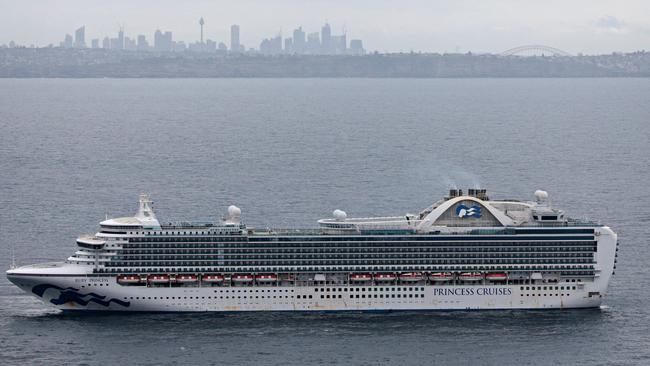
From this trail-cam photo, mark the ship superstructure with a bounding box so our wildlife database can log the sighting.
[7,189,618,312]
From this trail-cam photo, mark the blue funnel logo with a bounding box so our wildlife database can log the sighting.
[456,204,482,218]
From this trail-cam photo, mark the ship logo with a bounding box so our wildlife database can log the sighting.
[456,204,482,218]
[31,284,130,308]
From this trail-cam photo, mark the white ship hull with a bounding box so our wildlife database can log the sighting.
[6,191,618,313]
[8,274,605,312]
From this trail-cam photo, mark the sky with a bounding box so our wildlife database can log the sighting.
[1,0,649,54]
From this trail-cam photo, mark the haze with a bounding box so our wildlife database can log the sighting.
[1,0,649,54]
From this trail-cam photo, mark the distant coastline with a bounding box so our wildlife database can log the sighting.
[2,48,649,77]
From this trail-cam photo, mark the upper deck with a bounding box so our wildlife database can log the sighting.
[96,189,599,239]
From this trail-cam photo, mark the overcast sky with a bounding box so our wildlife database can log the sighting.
[1,0,649,54]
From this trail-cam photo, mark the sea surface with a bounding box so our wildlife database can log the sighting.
[0,78,649,366]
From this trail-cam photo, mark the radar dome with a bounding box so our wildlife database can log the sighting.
[228,205,241,218]
[534,190,549,201]
[333,209,347,221]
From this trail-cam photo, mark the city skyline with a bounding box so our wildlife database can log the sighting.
[45,21,365,55]
[1,1,650,54]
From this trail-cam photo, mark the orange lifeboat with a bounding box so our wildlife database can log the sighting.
[176,274,198,283]
[374,273,397,282]
[429,272,453,282]
[202,274,224,283]
[350,273,373,282]
[459,272,483,281]
[255,274,278,283]
[486,273,508,281]
[147,274,170,284]
[399,272,424,282]
[117,274,141,284]
[231,274,254,283]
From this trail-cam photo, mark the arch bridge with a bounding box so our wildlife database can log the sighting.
[500,45,572,57]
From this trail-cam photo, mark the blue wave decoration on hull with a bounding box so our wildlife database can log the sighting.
[31,284,130,308]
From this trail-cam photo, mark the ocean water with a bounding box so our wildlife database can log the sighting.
[0,78,649,366]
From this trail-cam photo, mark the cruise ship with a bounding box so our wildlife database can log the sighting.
[6,189,618,312]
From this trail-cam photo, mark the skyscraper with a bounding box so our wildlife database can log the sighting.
[115,27,125,50]
[164,32,172,50]
[292,27,305,54]
[331,34,347,54]
[349,39,364,55]
[284,37,293,54]
[102,37,110,49]
[91,39,99,49]
[61,34,73,48]
[206,39,217,52]
[154,30,172,52]
[230,25,240,52]
[260,34,283,55]
[307,32,320,54]
[154,30,162,50]
[137,35,148,51]
[321,23,331,54]
[74,26,86,48]
[124,37,137,51]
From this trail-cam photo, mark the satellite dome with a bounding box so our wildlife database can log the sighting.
[228,205,241,218]
[534,190,549,201]
[333,209,347,221]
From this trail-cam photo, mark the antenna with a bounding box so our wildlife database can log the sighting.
[199,17,205,43]
[10,241,16,269]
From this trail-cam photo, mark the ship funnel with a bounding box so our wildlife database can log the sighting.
[136,194,157,221]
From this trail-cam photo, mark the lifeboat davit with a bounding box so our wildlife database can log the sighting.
[175,274,198,283]
[459,272,483,281]
[374,273,397,282]
[255,274,278,283]
[231,274,254,283]
[202,274,224,283]
[429,272,453,282]
[399,272,424,282]
[486,273,508,281]
[117,274,141,284]
[350,273,373,282]
[148,274,170,284]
